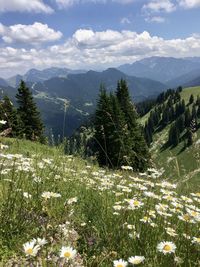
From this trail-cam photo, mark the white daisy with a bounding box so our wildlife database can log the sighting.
[128,256,145,265]
[23,240,40,257]
[36,237,48,246]
[113,259,128,267]
[157,241,176,254]
[60,246,77,260]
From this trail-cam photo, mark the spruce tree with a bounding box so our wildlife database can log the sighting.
[197,105,200,118]
[94,86,114,167]
[168,123,180,147]
[116,79,149,171]
[187,130,193,146]
[189,94,194,105]
[16,80,44,141]
[184,108,192,127]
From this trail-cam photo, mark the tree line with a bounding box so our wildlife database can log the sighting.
[143,87,200,147]
[0,80,44,142]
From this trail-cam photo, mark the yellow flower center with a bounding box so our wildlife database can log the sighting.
[183,214,191,221]
[64,251,71,258]
[117,265,123,267]
[133,259,141,264]
[26,248,33,255]
[163,245,171,251]
[133,200,139,206]
[191,211,197,217]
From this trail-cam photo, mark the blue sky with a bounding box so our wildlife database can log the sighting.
[0,0,200,77]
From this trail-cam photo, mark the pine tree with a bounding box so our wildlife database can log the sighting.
[187,130,193,146]
[108,93,131,167]
[16,80,44,141]
[189,94,194,105]
[196,95,200,106]
[184,108,192,127]
[168,123,180,147]
[116,79,149,171]
[94,86,114,167]
[176,114,185,133]
[197,105,200,118]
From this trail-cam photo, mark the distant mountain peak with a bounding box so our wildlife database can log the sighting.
[118,56,200,83]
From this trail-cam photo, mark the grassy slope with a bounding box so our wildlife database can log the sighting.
[0,137,200,267]
[141,86,200,190]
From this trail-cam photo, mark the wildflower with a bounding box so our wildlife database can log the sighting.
[0,120,7,125]
[36,238,48,246]
[23,240,40,257]
[165,227,177,237]
[67,197,78,205]
[113,259,128,267]
[113,205,123,211]
[41,191,61,199]
[174,257,183,264]
[128,256,145,265]
[128,199,144,210]
[178,213,195,223]
[60,246,77,260]
[121,165,133,171]
[140,216,152,223]
[23,192,32,199]
[192,237,200,244]
[181,196,193,203]
[157,241,176,254]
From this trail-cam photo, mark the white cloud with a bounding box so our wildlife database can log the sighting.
[0,0,53,13]
[178,0,200,9]
[56,0,136,8]
[112,0,137,3]
[1,29,200,77]
[145,16,166,23]
[120,17,131,24]
[143,0,176,13]
[56,0,105,8]
[0,22,62,45]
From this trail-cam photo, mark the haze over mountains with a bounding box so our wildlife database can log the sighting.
[118,56,200,85]
[0,56,200,137]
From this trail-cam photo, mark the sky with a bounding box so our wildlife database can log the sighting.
[0,0,200,77]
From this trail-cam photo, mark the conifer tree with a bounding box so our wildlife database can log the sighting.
[196,95,200,106]
[116,79,149,171]
[168,123,180,146]
[94,86,113,167]
[184,108,192,127]
[187,130,193,146]
[94,81,149,171]
[176,114,185,133]
[189,94,194,105]
[16,80,44,141]
[197,105,200,118]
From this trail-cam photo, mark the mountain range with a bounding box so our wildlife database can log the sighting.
[0,56,200,137]
[0,68,166,137]
[118,56,200,86]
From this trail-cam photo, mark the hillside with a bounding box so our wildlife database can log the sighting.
[0,137,199,266]
[141,86,200,189]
